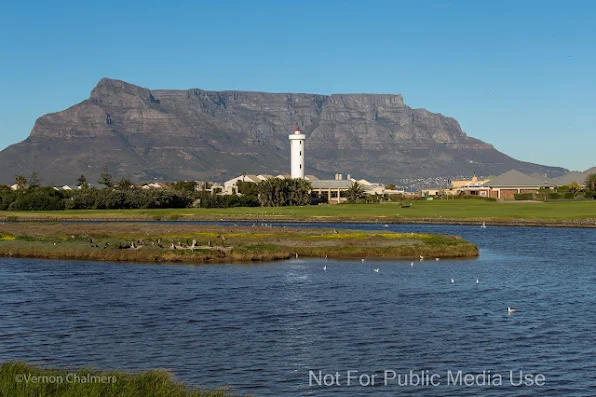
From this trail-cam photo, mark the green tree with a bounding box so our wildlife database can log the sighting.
[237,181,259,196]
[116,178,136,190]
[29,171,40,188]
[257,178,311,207]
[77,174,87,186]
[169,181,197,192]
[585,173,596,191]
[385,183,396,190]
[15,175,27,190]
[98,167,113,188]
[346,181,365,203]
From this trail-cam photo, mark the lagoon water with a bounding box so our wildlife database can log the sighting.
[1,223,596,396]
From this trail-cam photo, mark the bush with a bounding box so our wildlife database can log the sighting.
[584,191,595,199]
[514,193,534,200]
[548,193,562,200]
[563,192,574,199]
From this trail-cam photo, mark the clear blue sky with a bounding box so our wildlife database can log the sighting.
[1,0,594,171]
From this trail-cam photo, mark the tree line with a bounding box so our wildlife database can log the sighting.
[0,170,314,211]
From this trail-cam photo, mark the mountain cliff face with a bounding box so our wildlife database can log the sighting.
[0,78,566,184]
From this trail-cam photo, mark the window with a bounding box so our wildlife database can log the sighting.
[300,151,302,155]
[300,141,302,144]
[300,164,302,169]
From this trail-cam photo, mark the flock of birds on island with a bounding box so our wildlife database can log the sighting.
[82,237,214,251]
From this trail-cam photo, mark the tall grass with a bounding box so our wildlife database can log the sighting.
[0,362,236,397]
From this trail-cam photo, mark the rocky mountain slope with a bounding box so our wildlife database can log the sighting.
[0,78,567,184]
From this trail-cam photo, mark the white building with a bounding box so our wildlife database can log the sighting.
[289,126,305,179]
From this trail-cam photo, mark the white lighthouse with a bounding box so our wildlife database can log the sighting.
[289,126,306,179]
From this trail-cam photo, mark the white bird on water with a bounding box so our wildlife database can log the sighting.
[436,257,439,261]
[508,307,516,314]
[451,278,455,284]
[361,258,365,262]
[323,265,327,271]
[295,253,299,259]
[476,279,480,284]
[410,262,414,267]
[373,268,380,273]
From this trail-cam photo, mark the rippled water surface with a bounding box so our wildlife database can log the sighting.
[1,223,596,396]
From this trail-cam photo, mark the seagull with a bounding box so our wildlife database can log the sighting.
[410,262,414,267]
[323,265,327,271]
[476,279,480,284]
[419,255,425,260]
[373,268,379,273]
[451,278,455,284]
[325,255,328,260]
[481,222,487,229]
[295,253,299,259]
[361,259,365,262]
[508,307,516,314]
[435,258,439,261]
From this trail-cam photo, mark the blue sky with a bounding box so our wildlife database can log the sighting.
[1,0,594,171]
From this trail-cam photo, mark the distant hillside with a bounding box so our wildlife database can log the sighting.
[0,78,567,184]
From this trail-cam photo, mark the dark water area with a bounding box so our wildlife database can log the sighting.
[1,223,596,396]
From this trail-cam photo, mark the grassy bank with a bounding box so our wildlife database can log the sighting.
[1,201,596,226]
[0,223,478,263]
[0,362,235,397]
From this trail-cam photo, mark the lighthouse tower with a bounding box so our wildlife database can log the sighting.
[289,126,306,179]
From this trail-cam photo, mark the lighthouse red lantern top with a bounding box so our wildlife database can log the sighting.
[294,126,301,134]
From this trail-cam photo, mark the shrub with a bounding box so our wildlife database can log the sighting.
[584,191,595,199]
[514,193,534,200]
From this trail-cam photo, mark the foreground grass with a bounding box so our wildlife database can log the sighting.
[1,201,596,225]
[0,223,478,263]
[0,362,235,397]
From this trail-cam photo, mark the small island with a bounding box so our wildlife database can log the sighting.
[0,223,478,263]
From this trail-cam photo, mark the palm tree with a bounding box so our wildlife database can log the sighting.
[346,182,365,203]
[585,173,596,191]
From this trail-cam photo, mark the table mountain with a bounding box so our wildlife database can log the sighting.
[0,78,566,185]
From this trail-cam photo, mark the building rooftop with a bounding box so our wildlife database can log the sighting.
[551,167,596,186]
[481,169,551,187]
[311,180,354,189]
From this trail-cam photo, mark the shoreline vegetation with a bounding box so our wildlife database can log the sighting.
[1,201,596,228]
[0,362,236,397]
[0,223,478,263]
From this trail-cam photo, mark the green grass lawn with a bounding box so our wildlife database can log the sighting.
[1,200,596,222]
